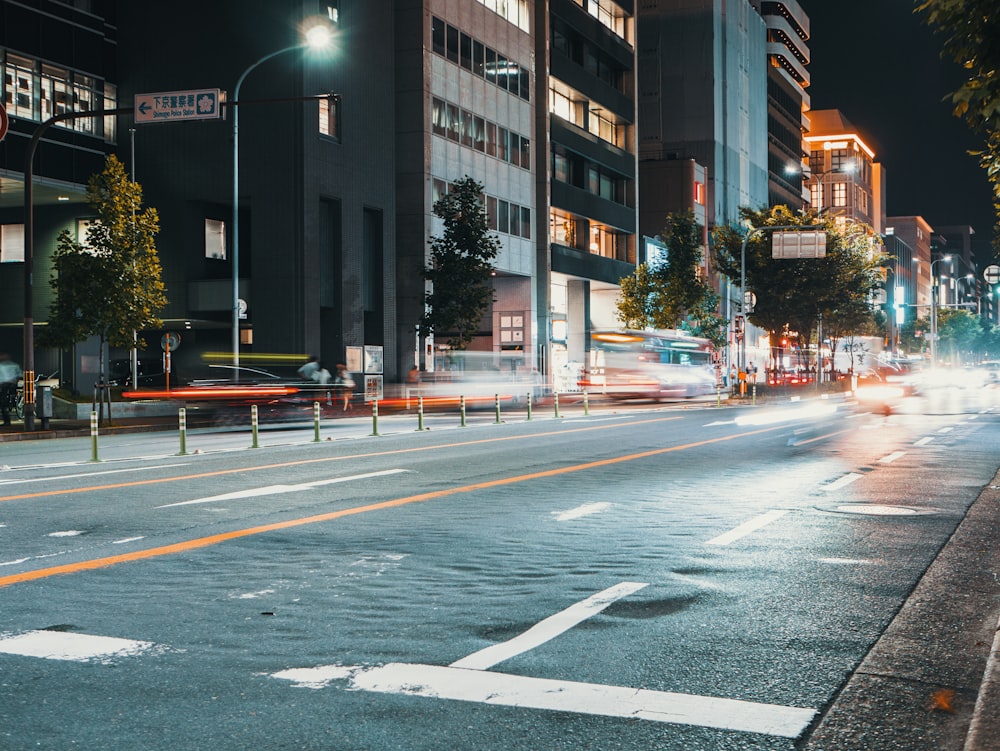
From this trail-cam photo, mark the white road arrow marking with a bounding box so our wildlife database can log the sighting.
[271,581,817,738]
[273,663,815,738]
[820,473,862,492]
[706,510,789,546]
[157,468,411,508]
[552,502,610,521]
[452,581,647,670]
[0,630,155,662]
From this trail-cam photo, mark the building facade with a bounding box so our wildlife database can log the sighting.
[544,0,638,376]
[803,109,879,232]
[0,0,119,385]
[756,0,810,211]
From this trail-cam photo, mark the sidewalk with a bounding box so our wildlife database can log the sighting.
[0,414,179,442]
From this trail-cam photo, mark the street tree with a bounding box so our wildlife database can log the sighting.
[936,308,982,363]
[975,320,1000,358]
[41,154,166,374]
[421,176,500,349]
[917,0,1000,257]
[616,210,727,347]
[712,206,886,360]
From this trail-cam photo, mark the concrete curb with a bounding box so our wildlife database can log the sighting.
[964,612,1000,751]
[803,472,1000,750]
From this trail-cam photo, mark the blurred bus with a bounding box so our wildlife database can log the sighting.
[585,329,718,400]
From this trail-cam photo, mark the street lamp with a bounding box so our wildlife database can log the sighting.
[929,255,952,365]
[231,24,332,373]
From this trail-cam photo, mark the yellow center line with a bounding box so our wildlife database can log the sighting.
[0,422,782,588]
[0,416,679,503]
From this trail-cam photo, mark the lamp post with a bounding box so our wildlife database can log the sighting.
[231,25,331,373]
[929,255,952,366]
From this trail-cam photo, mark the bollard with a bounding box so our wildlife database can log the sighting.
[583,391,589,416]
[313,401,322,442]
[178,407,188,455]
[494,393,502,424]
[370,400,380,436]
[526,392,532,421]
[417,396,425,431]
[250,404,260,448]
[89,410,99,463]
[554,392,561,419]
[752,383,757,406]
[460,395,467,427]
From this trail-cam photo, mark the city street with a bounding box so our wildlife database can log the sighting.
[1,392,998,750]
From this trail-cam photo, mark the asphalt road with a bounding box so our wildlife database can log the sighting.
[0,391,998,750]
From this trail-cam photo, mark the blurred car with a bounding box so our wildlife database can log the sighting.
[978,360,1000,385]
[857,360,920,396]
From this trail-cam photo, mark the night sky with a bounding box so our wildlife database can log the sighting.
[796,0,996,263]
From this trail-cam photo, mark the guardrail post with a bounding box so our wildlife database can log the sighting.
[178,407,188,455]
[494,393,502,424]
[583,391,589,416]
[554,392,561,419]
[250,404,260,448]
[313,401,322,442]
[526,392,532,421]
[417,396,425,431]
[460,395,467,427]
[716,385,722,408]
[89,410,99,462]
[370,400,380,436]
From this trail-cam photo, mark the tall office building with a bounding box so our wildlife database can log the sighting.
[755,0,810,210]
[396,0,537,376]
[0,0,119,383]
[885,215,933,312]
[543,0,638,377]
[637,0,769,232]
[114,1,396,380]
[399,0,639,382]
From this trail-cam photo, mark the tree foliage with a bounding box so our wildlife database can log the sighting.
[936,307,983,363]
[420,176,500,349]
[616,210,727,348]
[711,206,887,352]
[916,0,1000,257]
[41,154,166,355]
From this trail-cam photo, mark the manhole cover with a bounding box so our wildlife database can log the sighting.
[832,504,934,516]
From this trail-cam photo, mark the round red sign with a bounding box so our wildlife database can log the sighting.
[0,102,8,143]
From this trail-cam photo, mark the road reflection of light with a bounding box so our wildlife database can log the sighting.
[916,367,988,390]
[734,402,838,426]
[853,385,905,403]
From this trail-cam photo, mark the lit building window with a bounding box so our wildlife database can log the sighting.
[205,218,226,260]
[832,182,847,207]
[319,95,341,141]
[694,181,706,206]
[0,224,25,263]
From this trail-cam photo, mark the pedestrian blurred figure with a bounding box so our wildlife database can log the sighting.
[407,365,421,384]
[311,362,333,406]
[297,355,320,381]
[0,352,22,426]
[333,363,355,411]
